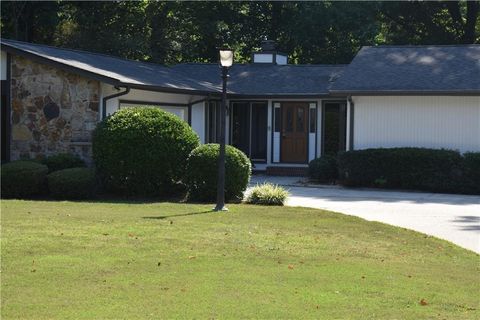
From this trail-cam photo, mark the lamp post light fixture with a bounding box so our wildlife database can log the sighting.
[214,48,233,211]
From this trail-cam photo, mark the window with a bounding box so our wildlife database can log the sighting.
[206,101,221,143]
[119,101,189,122]
[309,108,316,133]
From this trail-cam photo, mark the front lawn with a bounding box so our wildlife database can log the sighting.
[1,200,479,319]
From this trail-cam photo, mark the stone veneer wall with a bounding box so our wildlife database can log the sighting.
[10,56,100,164]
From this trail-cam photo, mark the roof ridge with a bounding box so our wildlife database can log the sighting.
[363,44,480,49]
[1,38,173,70]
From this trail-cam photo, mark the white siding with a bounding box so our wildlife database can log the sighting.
[1,50,7,80]
[191,101,205,143]
[353,96,480,153]
[100,84,206,141]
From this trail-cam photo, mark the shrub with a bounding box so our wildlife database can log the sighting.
[185,144,251,202]
[47,167,96,199]
[337,148,465,193]
[463,152,480,194]
[308,155,338,182]
[92,107,200,196]
[246,183,289,206]
[1,161,48,198]
[42,153,86,173]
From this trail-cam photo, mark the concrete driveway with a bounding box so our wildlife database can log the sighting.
[249,175,480,253]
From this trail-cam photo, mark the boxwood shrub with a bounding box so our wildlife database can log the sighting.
[308,155,338,182]
[42,153,86,173]
[92,107,200,196]
[337,148,466,193]
[185,144,251,202]
[1,161,48,198]
[47,167,96,199]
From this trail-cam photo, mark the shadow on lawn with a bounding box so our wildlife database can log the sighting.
[142,210,213,220]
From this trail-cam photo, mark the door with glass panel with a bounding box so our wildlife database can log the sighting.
[281,102,308,163]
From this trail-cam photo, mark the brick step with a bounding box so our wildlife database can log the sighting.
[265,166,308,177]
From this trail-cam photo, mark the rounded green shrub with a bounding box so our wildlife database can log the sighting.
[1,161,48,198]
[185,144,251,202]
[92,107,200,196]
[47,167,96,199]
[246,183,289,206]
[308,155,338,182]
[42,153,86,173]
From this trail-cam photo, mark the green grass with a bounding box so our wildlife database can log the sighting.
[1,200,479,319]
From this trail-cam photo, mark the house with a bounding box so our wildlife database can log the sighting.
[1,39,479,174]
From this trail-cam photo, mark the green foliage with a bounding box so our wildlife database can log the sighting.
[463,152,480,194]
[2,2,477,65]
[41,153,86,173]
[47,167,96,199]
[308,155,338,182]
[1,161,48,198]
[337,148,470,193]
[246,183,289,206]
[185,144,251,202]
[92,107,200,196]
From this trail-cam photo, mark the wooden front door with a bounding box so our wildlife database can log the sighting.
[281,102,308,163]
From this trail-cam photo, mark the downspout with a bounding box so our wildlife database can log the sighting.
[102,86,130,119]
[347,95,354,151]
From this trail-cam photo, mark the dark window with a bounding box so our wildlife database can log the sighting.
[231,102,250,156]
[230,101,268,162]
[274,107,281,132]
[251,103,267,161]
[323,102,347,155]
[309,108,316,133]
[1,80,8,162]
[207,101,220,143]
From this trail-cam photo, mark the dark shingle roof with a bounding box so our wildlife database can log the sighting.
[330,45,480,94]
[1,38,344,96]
[0,39,218,94]
[171,63,345,96]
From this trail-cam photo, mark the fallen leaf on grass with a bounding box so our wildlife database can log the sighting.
[288,265,294,270]
[420,299,428,306]
[188,256,196,259]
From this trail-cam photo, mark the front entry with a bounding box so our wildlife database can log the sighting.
[281,102,308,163]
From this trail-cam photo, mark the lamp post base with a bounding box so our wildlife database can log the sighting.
[213,205,229,212]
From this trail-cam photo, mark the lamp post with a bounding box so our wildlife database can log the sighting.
[214,49,233,211]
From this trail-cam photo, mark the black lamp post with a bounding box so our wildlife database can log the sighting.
[214,48,233,211]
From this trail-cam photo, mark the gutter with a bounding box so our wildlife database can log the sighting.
[102,86,130,119]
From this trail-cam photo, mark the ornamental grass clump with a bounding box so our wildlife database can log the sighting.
[246,183,289,206]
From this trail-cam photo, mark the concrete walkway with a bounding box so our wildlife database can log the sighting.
[249,175,480,253]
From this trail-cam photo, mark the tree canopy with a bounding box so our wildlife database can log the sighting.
[1,1,479,65]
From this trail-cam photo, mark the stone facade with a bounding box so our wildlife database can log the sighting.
[10,56,100,163]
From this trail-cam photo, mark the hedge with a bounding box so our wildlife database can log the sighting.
[92,107,200,196]
[1,161,48,198]
[337,148,476,194]
[185,144,251,202]
[42,153,86,173]
[47,167,96,199]
[308,155,338,182]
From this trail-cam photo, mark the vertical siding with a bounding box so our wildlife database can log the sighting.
[354,96,480,153]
